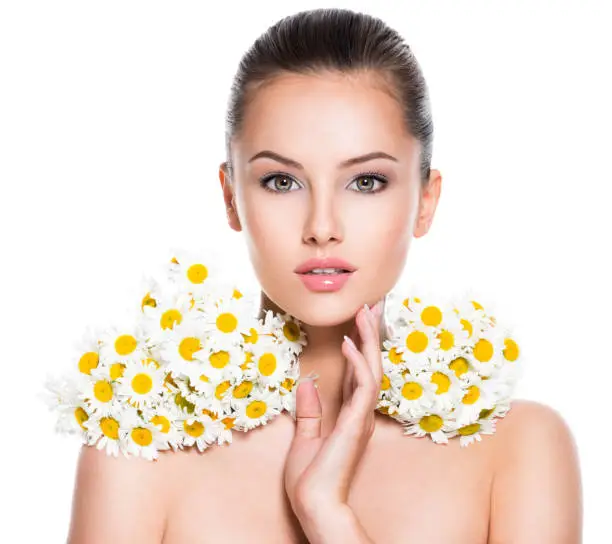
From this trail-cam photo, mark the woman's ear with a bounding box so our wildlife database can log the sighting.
[414,169,442,238]
[219,162,242,232]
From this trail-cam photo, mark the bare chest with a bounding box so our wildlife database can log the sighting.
[161,414,494,543]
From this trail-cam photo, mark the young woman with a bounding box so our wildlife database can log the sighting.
[68,8,582,543]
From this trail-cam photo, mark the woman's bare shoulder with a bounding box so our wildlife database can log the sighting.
[487,399,582,542]
[68,445,172,543]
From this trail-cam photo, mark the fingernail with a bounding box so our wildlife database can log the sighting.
[363,303,374,322]
[344,334,357,351]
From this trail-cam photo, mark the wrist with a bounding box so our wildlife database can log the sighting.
[296,504,375,544]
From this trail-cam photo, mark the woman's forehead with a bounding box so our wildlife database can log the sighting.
[235,73,414,166]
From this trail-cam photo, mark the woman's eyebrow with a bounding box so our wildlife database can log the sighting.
[247,150,398,170]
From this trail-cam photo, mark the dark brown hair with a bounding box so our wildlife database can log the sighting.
[224,7,433,187]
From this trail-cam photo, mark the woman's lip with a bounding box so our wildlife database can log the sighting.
[296,271,354,292]
[294,257,356,274]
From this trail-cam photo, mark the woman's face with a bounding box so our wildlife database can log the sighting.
[220,71,440,327]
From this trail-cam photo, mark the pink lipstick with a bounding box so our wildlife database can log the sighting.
[294,257,356,293]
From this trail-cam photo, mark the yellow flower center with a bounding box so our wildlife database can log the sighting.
[421,305,443,327]
[281,377,295,392]
[100,416,119,439]
[160,309,183,330]
[471,300,484,311]
[402,381,423,400]
[150,415,170,433]
[431,372,451,394]
[215,380,231,400]
[74,406,89,430]
[458,423,481,436]
[110,363,126,380]
[233,381,253,398]
[141,292,157,311]
[258,353,277,376]
[232,288,243,299]
[437,330,455,351]
[115,334,137,356]
[242,328,259,344]
[388,347,404,364]
[216,312,238,333]
[93,380,113,402]
[132,373,153,395]
[209,350,230,369]
[473,338,494,362]
[222,417,236,430]
[380,374,391,391]
[449,357,469,377]
[179,337,202,361]
[503,338,520,361]
[245,400,267,419]
[184,420,204,437]
[419,414,443,433]
[462,385,480,404]
[283,321,301,342]
[78,351,99,374]
[187,263,208,284]
[131,427,153,446]
[406,331,428,353]
[460,318,473,338]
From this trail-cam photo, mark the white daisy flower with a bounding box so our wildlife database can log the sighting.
[80,367,122,417]
[453,371,497,425]
[40,374,91,436]
[199,295,257,349]
[121,415,172,461]
[430,310,472,363]
[157,318,209,378]
[116,358,166,410]
[83,404,137,458]
[234,387,282,431]
[390,370,437,418]
[261,309,307,356]
[465,324,509,377]
[191,339,245,385]
[381,340,411,373]
[144,401,185,452]
[166,245,227,299]
[98,322,149,365]
[247,338,292,388]
[141,283,203,345]
[392,320,440,371]
[402,412,456,444]
[449,417,497,447]
[428,362,464,413]
[210,412,237,446]
[175,413,222,453]
[378,368,404,403]
[73,325,104,376]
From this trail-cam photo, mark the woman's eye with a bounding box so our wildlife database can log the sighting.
[259,174,300,193]
[348,174,388,193]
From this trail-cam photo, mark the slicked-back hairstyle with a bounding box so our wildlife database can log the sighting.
[224,8,434,187]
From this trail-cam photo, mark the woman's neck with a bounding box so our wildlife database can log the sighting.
[258,291,388,436]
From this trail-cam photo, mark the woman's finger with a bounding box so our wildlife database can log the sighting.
[358,304,383,389]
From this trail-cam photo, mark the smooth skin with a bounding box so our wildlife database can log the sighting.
[67,70,582,543]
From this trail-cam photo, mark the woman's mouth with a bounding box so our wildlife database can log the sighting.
[294,257,356,292]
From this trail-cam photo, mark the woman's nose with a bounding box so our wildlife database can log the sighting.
[301,193,343,246]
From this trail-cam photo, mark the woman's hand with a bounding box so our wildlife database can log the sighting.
[283,300,384,522]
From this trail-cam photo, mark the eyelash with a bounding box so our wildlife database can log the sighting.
[258,171,389,194]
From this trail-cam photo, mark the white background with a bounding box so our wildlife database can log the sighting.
[1,1,610,541]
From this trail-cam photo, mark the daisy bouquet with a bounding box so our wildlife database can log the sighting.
[41,247,307,461]
[41,247,522,460]
[377,289,523,447]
